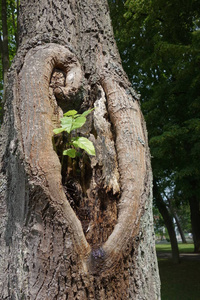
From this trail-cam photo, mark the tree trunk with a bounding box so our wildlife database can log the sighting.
[0,0,10,123]
[154,183,180,264]
[0,0,9,84]
[173,211,187,244]
[167,198,187,244]
[0,0,160,299]
[10,0,19,49]
[189,195,200,253]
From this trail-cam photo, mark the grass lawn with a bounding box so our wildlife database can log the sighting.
[156,243,194,253]
[156,243,200,300]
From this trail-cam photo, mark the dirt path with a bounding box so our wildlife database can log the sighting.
[157,252,200,261]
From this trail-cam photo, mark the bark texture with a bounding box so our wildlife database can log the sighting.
[0,0,160,299]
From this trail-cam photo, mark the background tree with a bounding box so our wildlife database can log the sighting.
[0,0,9,84]
[0,0,18,122]
[165,190,188,244]
[0,0,160,298]
[109,0,200,252]
[153,181,180,264]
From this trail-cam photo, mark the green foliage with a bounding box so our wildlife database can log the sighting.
[63,148,77,158]
[53,109,95,158]
[109,0,200,209]
[153,206,165,234]
[0,0,18,61]
[72,137,95,156]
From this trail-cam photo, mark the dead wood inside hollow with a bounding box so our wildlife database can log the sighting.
[49,55,120,251]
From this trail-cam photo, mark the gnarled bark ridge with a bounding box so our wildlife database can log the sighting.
[0,0,160,299]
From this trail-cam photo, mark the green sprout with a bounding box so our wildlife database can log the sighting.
[53,109,96,158]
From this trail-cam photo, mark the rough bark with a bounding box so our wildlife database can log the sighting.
[0,0,160,299]
[154,183,180,264]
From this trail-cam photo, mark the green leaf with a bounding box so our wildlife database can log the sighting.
[53,128,65,134]
[60,116,73,133]
[81,108,95,117]
[63,110,78,117]
[63,148,77,158]
[73,137,96,156]
[71,116,86,130]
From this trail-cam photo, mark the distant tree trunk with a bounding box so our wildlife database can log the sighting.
[0,0,160,298]
[189,193,200,253]
[167,198,187,244]
[154,182,180,264]
[0,0,9,85]
[10,0,19,49]
[0,0,10,123]
[173,211,187,244]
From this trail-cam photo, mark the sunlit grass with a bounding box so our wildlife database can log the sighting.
[156,243,194,253]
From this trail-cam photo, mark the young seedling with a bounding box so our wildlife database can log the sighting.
[53,109,96,158]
